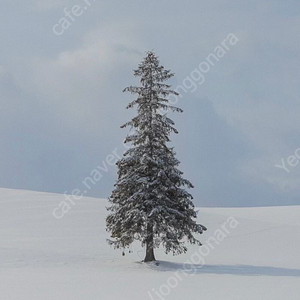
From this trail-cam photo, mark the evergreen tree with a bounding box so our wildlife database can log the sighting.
[106,51,206,262]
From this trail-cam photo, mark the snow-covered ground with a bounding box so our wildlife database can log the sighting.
[1,188,299,300]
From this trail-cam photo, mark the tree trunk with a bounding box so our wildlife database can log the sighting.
[144,223,156,262]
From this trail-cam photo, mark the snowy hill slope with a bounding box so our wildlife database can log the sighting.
[1,188,299,300]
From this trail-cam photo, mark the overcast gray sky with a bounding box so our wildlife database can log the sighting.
[1,0,300,206]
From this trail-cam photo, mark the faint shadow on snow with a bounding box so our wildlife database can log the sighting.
[144,261,300,277]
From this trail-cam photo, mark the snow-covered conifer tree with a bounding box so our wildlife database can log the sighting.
[106,51,206,262]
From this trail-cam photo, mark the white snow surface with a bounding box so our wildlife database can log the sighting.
[1,188,299,300]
